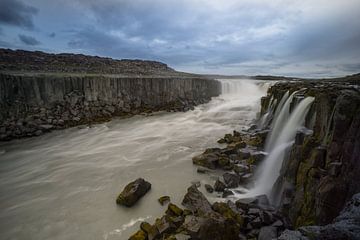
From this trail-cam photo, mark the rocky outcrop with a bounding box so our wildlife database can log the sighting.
[0,74,220,140]
[278,193,360,240]
[259,79,360,228]
[116,178,151,207]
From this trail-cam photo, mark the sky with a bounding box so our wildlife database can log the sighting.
[0,0,359,77]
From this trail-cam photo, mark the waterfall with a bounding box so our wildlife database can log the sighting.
[250,96,315,197]
[265,90,296,151]
[258,97,278,129]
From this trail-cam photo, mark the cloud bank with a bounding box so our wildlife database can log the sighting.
[0,0,359,77]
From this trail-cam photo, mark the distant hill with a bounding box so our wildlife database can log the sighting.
[0,48,195,77]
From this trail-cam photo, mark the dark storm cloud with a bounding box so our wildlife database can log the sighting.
[2,0,360,76]
[0,0,38,30]
[18,34,41,45]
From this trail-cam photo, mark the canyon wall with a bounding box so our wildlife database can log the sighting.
[0,74,221,140]
[260,78,360,228]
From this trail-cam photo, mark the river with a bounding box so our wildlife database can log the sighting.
[0,79,270,240]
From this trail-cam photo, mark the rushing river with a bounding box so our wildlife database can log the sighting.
[0,79,270,240]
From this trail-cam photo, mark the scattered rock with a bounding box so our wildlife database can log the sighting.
[205,184,214,193]
[158,196,171,206]
[214,179,226,192]
[223,172,240,188]
[258,226,277,240]
[116,178,151,207]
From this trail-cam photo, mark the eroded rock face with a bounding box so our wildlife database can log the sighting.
[262,80,360,227]
[278,193,360,240]
[116,178,151,207]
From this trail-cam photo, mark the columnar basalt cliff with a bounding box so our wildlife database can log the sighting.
[259,76,360,230]
[0,49,221,140]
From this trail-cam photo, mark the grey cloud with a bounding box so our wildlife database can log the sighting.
[0,0,38,30]
[18,34,41,45]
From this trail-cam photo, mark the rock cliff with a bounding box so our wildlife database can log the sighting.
[0,49,221,140]
[260,76,360,227]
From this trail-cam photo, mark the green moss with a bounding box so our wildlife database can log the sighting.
[166,203,184,217]
[129,230,147,240]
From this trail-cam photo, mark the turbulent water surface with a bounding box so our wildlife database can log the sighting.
[0,79,269,240]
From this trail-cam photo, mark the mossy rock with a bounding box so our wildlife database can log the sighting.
[166,203,184,217]
[212,202,244,227]
[158,196,171,206]
[140,221,152,233]
[116,178,151,207]
[129,229,147,240]
[218,157,230,167]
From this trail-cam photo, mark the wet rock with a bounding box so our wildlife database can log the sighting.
[223,172,240,188]
[182,185,213,215]
[272,220,284,228]
[278,230,308,240]
[196,217,242,240]
[197,167,210,174]
[222,189,234,198]
[258,226,277,240]
[233,164,250,175]
[140,222,160,240]
[182,215,204,235]
[240,173,253,183]
[247,152,267,165]
[158,196,171,206]
[155,216,176,235]
[192,153,219,169]
[116,178,151,207]
[212,202,244,226]
[166,203,184,217]
[205,184,214,193]
[191,181,201,188]
[238,149,251,160]
[214,179,226,192]
[129,229,147,240]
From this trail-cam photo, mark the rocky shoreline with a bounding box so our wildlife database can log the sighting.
[126,77,360,240]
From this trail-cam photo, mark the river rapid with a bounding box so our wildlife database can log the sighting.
[0,79,270,240]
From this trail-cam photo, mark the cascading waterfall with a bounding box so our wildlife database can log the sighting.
[248,96,315,198]
[271,91,289,127]
[258,97,277,129]
[265,90,297,152]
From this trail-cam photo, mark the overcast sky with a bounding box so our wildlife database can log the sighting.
[0,0,359,77]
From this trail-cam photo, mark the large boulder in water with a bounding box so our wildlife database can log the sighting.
[116,178,151,207]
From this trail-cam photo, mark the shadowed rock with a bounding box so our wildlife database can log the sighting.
[116,178,151,207]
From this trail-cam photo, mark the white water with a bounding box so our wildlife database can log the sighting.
[0,79,269,240]
[244,96,315,197]
[265,90,297,152]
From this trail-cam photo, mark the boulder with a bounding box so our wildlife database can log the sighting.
[182,185,213,215]
[116,178,151,207]
[205,184,214,193]
[214,179,226,192]
[223,172,240,188]
[258,226,277,240]
[192,153,219,169]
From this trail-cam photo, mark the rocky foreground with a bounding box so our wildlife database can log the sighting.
[127,76,360,240]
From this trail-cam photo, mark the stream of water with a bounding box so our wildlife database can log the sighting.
[0,79,270,240]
